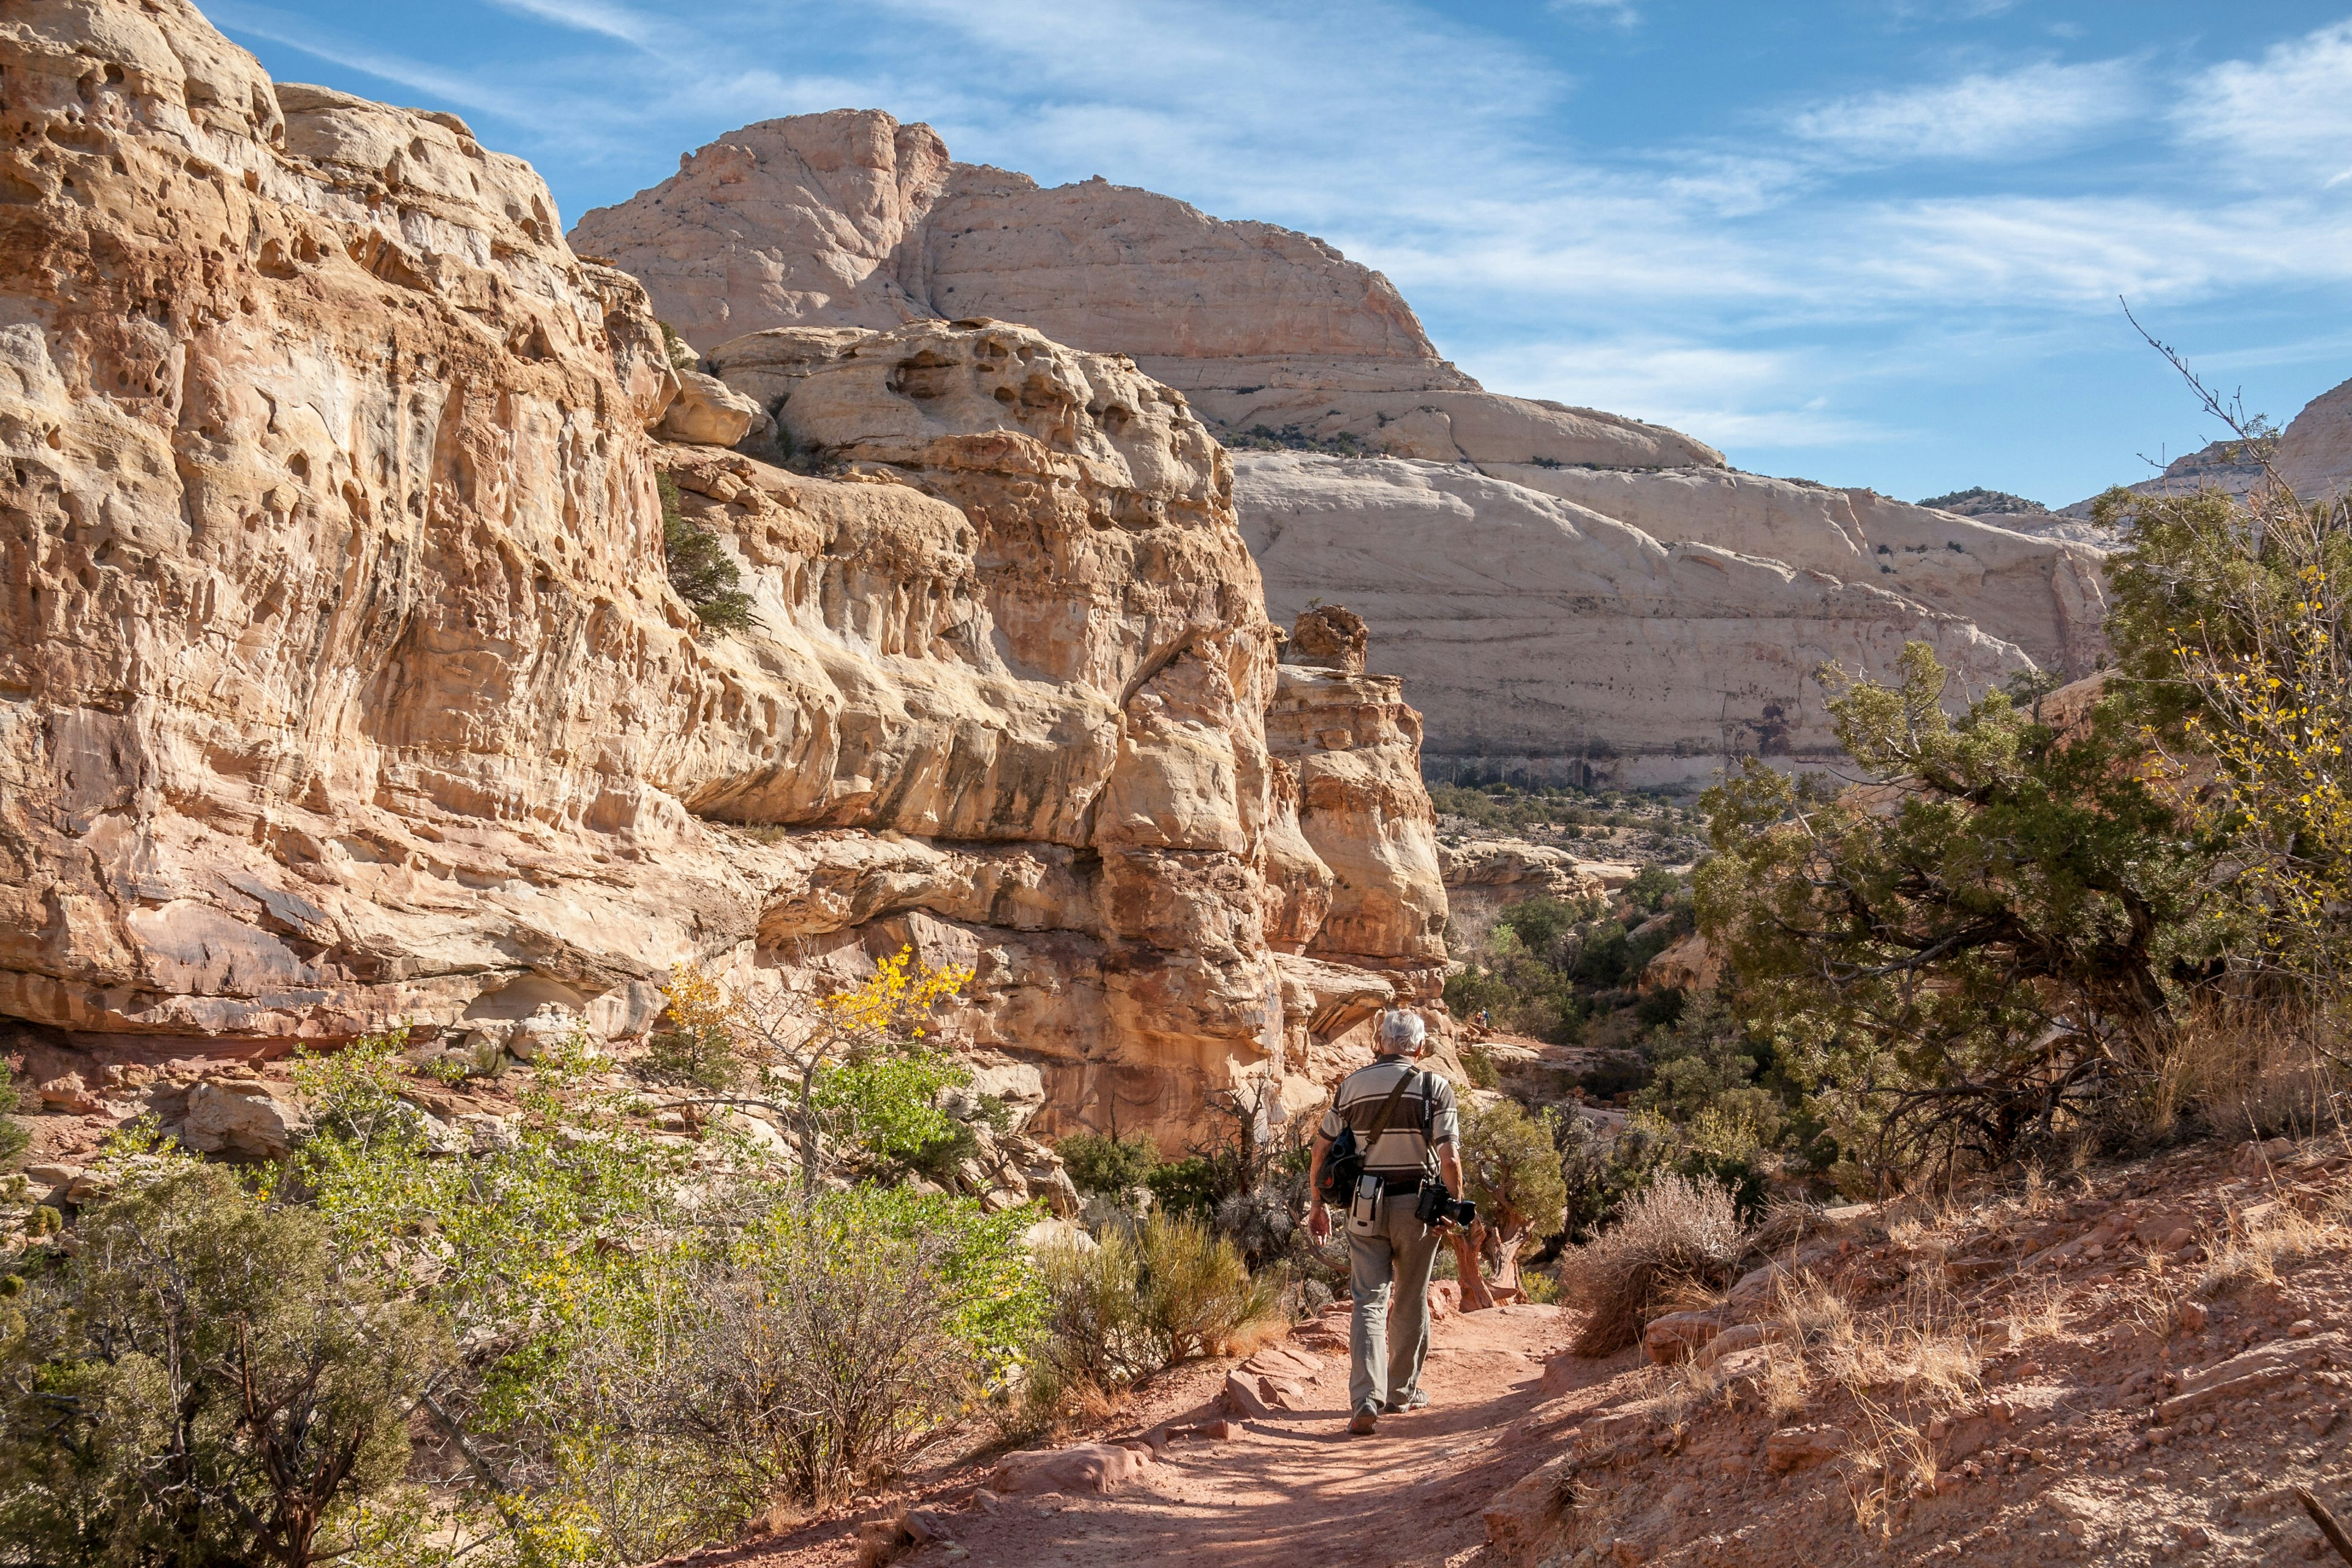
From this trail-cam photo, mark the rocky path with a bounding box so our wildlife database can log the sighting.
[710,1299,1597,1568]
[688,1135,2352,1568]
[940,1303,1581,1568]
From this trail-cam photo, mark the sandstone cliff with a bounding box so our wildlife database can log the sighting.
[2280,372,2352,502]
[1234,453,2030,782]
[568,110,1719,475]
[0,2,1442,1146]
[578,110,2106,785]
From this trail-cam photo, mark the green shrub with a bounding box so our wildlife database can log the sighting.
[291,1029,1036,1554]
[1499,894,1584,958]
[673,1191,1034,1509]
[1461,1047,1500,1089]
[660,474,759,634]
[1056,1131,1161,1194]
[1460,1100,1569,1294]
[0,1157,449,1567]
[1700,641,2209,1177]
[1028,1212,1273,1413]
[0,1071,26,1170]
[1030,1227,1157,1400]
[1136,1212,1278,1365]
[1142,1154,1221,1220]
[646,1009,742,1090]
[813,1049,970,1168]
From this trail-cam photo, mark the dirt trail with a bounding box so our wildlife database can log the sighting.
[695,1136,2352,1568]
[712,1301,1601,1568]
[940,1303,1581,1568]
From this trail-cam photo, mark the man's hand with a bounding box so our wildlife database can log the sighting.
[1308,1200,1331,1240]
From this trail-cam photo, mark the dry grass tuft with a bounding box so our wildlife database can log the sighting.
[1758,1343,1814,1422]
[1815,1283,1982,1411]
[1845,1421,1939,1533]
[1996,1275,2070,1346]
[1562,1174,1746,1357]
[2196,1204,2338,1298]
[1771,1269,1853,1344]
[2171,1003,2347,1142]
[1748,1196,1828,1257]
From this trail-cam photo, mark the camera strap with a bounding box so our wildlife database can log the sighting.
[1357,1065,1420,1159]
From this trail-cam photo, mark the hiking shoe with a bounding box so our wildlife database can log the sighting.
[1384,1388,1430,1414]
[1348,1401,1379,1436]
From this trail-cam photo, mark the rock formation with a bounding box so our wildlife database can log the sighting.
[2280,372,2352,502]
[578,110,2109,785]
[2054,371,2352,519]
[569,111,1709,476]
[0,2,1444,1146]
[1233,453,2032,782]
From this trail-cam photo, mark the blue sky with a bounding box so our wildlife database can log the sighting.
[214,1,2352,507]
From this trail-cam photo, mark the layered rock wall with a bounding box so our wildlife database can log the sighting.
[1234,453,2031,784]
[0,2,1443,1147]
[579,108,2109,785]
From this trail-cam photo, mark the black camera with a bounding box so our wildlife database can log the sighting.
[1414,1184,1476,1228]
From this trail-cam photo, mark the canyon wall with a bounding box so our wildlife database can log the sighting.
[576,110,2105,786]
[0,1,1439,1145]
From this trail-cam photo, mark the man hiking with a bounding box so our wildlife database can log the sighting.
[1306,1008,1464,1436]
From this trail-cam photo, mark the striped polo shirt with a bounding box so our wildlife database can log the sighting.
[1318,1056,1460,1179]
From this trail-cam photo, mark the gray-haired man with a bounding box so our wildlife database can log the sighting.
[1306,1009,1464,1436]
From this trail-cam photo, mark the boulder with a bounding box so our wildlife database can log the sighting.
[1643,1310,1724,1365]
[36,1074,103,1115]
[24,1163,87,1200]
[178,1082,309,1160]
[2234,1137,2296,1179]
[1691,1320,1792,1369]
[656,370,765,447]
[1765,1424,1849,1474]
[1023,1216,1096,1256]
[986,1442,1152,1496]
[1483,1451,1581,1566]
[1223,1369,1273,1420]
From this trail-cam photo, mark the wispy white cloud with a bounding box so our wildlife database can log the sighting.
[1461,336,1898,447]
[211,0,2352,486]
[209,1,524,116]
[1548,0,1643,26]
[1787,58,2143,163]
[481,0,657,48]
[2175,19,2352,189]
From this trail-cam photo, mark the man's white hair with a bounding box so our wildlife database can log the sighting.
[1374,1009,1427,1053]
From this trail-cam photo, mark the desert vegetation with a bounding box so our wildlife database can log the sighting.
[0,954,1290,1567]
[660,473,759,634]
[1521,431,2352,1376]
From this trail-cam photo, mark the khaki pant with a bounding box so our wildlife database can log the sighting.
[1346,1191,1441,1412]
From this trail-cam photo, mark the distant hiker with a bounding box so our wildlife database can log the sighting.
[1307,1008,1466,1436]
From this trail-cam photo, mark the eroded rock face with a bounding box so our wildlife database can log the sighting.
[1440,840,1610,936]
[695,326,1451,1129]
[1491,466,2110,680]
[0,4,1438,1147]
[2277,372,2352,504]
[582,108,2110,783]
[1263,608,1446,982]
[1235,453,2034,786]
[570,109,1720,474]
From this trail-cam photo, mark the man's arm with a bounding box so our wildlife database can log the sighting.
[1306,1129,1335,1239]
[1436,1140,1463,1200]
